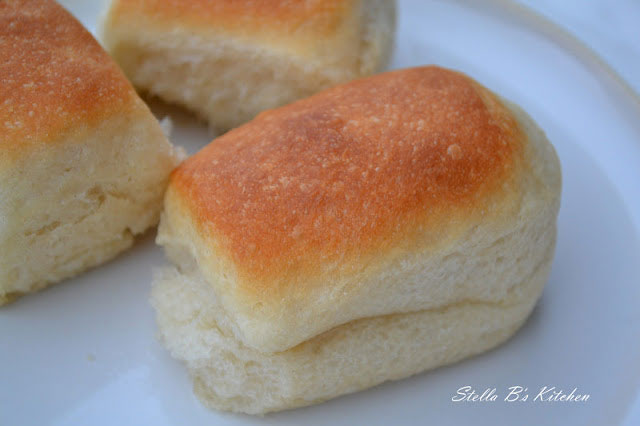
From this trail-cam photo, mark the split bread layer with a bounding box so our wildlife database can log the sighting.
[152,240,552,414]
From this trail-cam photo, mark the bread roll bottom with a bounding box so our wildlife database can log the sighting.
[151,242,552,414]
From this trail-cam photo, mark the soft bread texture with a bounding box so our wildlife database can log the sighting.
[100,0,396,131]
[158,66,562,354]
[0,0,183,305]
[152,66,561,413]
[152,243,552,414]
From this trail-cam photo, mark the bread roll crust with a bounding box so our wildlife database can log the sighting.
[0,0,135,162]
[101,0,396,130]
[171,67,524,281]
[159,66,560,353]
[105,0,372,61]
[105,0,359,52]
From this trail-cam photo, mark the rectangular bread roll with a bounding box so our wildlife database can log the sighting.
[100,0,396,131]
[0,0,183,305]
[152,66,562,414]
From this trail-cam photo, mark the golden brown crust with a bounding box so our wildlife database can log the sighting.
[171,66,525,290]
[107,0,357,38]
[0,0,136,158]
[104,0,364,62]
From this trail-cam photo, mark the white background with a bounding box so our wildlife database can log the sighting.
[513,2,640,423]
[1,1,638,425]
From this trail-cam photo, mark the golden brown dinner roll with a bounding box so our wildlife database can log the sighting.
[100,0,396,131]
[0,0,183,305]
[151,66,562,414]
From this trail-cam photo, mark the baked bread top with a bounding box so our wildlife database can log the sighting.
[103,0,378,64]
[170,66,523,287]
[0,0,142,163]
[160,66,561,353]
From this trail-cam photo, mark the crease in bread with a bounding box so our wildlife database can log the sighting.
[0,0,183,304]
[100,0,396,131]
[153,239,553,414]
[152,66,562,413]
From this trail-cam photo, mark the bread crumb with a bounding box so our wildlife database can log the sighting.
[159,116,173,138]
[447,144,462,160]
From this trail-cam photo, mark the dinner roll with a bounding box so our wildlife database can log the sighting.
[0,0,183,305]
[151,66,562,413]
[100,0,396,131]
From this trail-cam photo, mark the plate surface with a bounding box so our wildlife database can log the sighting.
[1,1,639,425]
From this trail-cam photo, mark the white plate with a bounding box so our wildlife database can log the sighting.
[2,1,639,425]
